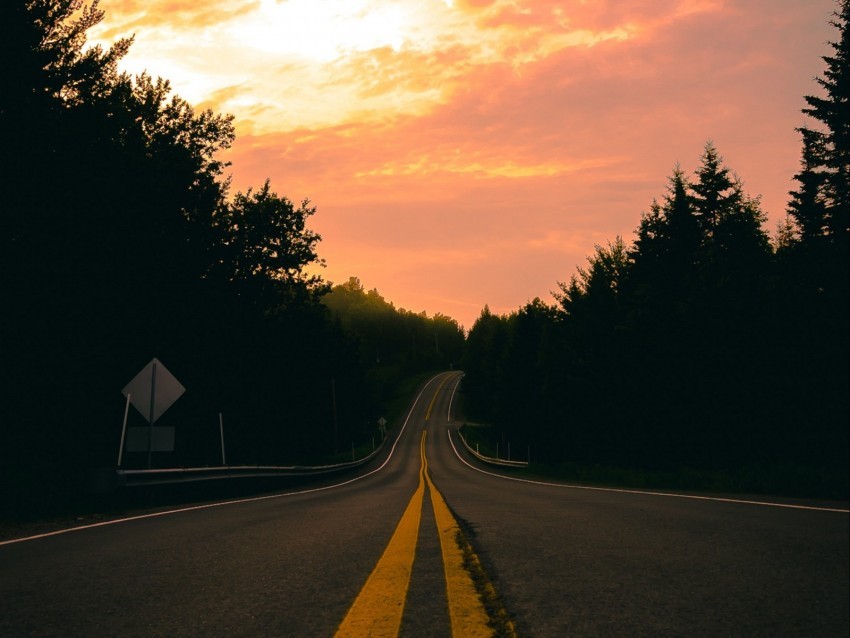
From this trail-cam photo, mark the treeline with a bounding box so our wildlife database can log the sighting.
[323,277,465,403]
[0,1,457,515]
[462,3,848,497]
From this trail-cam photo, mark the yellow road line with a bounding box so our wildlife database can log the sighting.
[335,427,495,637]
[422,432,494,638]
[334,448,426,637]
[424,374,451,422]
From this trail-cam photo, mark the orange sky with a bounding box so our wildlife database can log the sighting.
[91,0,837,329]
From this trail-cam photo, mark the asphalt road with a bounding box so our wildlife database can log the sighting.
[1,371,847,637]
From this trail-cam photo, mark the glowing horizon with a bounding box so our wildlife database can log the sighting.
[90,0,837,328]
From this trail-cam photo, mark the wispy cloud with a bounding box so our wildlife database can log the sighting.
[92,0,837,327]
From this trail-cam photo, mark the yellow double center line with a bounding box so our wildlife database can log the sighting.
[334,431,492,638]
[424,374,451,422]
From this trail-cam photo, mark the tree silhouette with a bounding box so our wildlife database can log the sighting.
[323,277,465,382]
[210,180,326,311]
[463,127,847,494]
[0,1,405,515]
[790,0,850,244]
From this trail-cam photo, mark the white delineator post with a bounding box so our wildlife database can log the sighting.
[219,412,227,466]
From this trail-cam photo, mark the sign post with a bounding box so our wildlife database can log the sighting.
[117,393,131,467]
[147,360,158,468]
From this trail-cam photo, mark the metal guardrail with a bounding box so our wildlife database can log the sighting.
[456,429,529,468]
[116,443,384,487]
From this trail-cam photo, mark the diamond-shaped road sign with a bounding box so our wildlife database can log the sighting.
[122,358,185,424]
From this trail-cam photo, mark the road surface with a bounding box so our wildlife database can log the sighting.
[1,371,847,636]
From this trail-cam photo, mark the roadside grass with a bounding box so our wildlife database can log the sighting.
[2,372,442,533]
[458,424,849,501]
[382,371,438,431]
[315,370,438,465]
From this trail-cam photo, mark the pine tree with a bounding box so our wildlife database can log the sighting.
[634,165,699,262]
[628,166,702,324]
[691,142,738,237]
[691,142,770,267]
[788,129,831,242]
[789,0,849,245]
[665,166,703,256]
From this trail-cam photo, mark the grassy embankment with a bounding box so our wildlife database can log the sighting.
[457,423,848,501]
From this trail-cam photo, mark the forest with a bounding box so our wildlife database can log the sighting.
[462,2,848,498]
[1,1,847,519]
[1,0,464,516]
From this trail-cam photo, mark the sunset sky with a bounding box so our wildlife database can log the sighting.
[90,0,837,329]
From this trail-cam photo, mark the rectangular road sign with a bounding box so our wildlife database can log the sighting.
[126,426,175,452]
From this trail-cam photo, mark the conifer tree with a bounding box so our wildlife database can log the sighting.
[635,166,701,265]
[788,0,849,245]
[691,143,769,268]
[788,129,831,242]
[691,142,738,237]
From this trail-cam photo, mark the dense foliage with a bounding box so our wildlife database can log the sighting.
[3,1,846,514]
[462,3,849,497]
[0,1,444,514]
[323,277,465,403]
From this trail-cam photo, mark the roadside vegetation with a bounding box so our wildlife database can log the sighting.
[0,1,463,518]
[460,2,849,500]
[2,1,846,522]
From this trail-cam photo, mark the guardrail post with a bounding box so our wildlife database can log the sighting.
[219,412,227,466]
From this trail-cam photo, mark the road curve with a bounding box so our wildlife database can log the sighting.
[1,371,847,637]
[428,373,849,637]
[0,372,465,637]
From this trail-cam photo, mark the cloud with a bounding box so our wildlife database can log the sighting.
[94,0,666,132]
[93,0,838,328]
[92,0,258,39]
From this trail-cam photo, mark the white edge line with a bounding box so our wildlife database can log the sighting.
[447,372,463,422]
[0,374,446,548]
[446,429,849,514]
